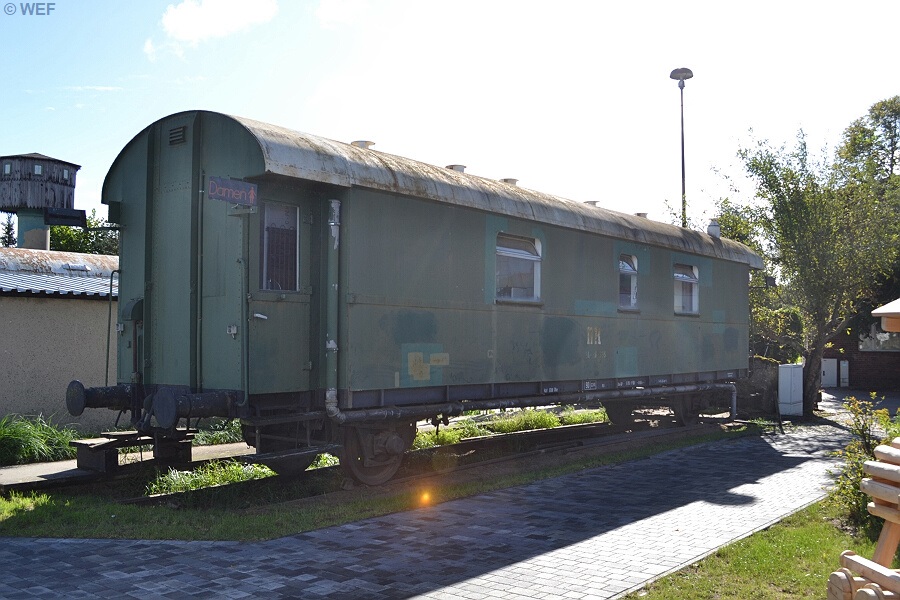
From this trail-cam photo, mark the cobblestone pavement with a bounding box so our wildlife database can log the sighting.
[0,422,850,600]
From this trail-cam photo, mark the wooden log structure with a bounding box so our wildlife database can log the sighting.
[828,438,900,599]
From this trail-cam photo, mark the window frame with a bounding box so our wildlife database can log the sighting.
[673,263,699,315]
[259,201,300,292]
[33,164,42,176]
[495,233,542,304]
[3,163,10,176]
[859,323,900,353]
[618,254,638,310]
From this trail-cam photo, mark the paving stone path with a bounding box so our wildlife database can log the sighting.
[0,422,850,599]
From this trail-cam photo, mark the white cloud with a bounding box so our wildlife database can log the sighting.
[315,0,370,29]
[143,38,157,62]
[63,86,123,92]
[160,0,279,44]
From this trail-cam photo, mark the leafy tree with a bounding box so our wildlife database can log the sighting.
[1,212,15,247]
[837,96,900,182]
[738,131,899,415]
[715,199,803,364]
[49,208,118,255]
[836,96,900,333]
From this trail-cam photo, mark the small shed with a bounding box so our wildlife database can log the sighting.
[0,247,118,432]
[823,303,900,391]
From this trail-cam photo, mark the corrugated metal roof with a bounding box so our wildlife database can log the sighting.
[0,248,117,297]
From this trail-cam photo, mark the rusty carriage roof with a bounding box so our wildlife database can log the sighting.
[232,114,763,269]
[120,111,765,269]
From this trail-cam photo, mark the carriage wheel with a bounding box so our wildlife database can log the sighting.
[341,423,415,486]
[673,397,700,426]
[604,403,634,425]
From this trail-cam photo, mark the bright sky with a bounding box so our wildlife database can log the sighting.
[3,0,900,226]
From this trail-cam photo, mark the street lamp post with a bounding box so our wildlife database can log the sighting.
[670,67,693,228]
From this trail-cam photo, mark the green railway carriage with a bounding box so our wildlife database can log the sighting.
[67,110,763,484]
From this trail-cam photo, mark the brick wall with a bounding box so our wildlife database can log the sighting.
[824,329,900,391]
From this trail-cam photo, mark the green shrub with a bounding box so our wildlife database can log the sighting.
[192,419,243,446]
[483,409,560,434]
[413,420,491,449]
[412,408,600,449]
[146,459,275,495]
[0,414,78,466]
[559,408,609,425]
[827,394,900,537]
[308,453,339,469]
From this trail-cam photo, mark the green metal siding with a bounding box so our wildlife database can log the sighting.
[106,131,149,385]
[102,110,754,413]
[338,188,751,400]
[147,114,197,388]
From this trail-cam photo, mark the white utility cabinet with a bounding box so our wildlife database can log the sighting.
[778,364,804,417]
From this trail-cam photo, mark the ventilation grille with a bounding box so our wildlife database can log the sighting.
[169,126,187,145]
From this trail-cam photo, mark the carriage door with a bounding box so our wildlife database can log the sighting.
[249,200,312,394]
[199,185,245,395]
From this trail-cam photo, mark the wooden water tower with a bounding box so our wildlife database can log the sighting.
[0,153,81,249]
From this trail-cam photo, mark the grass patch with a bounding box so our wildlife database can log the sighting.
[559,408,608,425]
[308,453,339,469]
[623,501,879,599]
[413,408,608,450]
[0,414,78,466]
[146,460,275,495]
[483,409,560,434]
[0,427,740,541]
[192,419,243,446]
[413,420,491,449]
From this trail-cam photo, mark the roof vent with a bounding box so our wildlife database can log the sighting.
[635,212,648,218]
[707,219,721,238]
[351,140,375,149]
[64,263,90,272]
[168,126,187,145]
[500,178,518,186]
[446,164,466,173]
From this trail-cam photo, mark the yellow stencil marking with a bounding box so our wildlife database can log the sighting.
[408,352,431,381]
[429,353,450,367]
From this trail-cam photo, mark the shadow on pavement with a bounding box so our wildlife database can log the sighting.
[0,418,852,599]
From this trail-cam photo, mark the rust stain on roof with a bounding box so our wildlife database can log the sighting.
[0,248,118,297]
[0,248,117,277]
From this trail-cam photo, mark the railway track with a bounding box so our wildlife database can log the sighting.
[131,412,729,507]
[2,411,734,508]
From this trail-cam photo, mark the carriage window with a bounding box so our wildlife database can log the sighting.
[34,164,42,176]
[619,254,638,309]
[496,233,541,302]
[674,263,699,314]
[260,202,299,291]
[3,163,10,175]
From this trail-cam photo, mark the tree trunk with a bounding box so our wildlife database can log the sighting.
[803,345,824,416]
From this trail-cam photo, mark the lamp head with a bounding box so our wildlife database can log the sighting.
[669,67,693,81]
